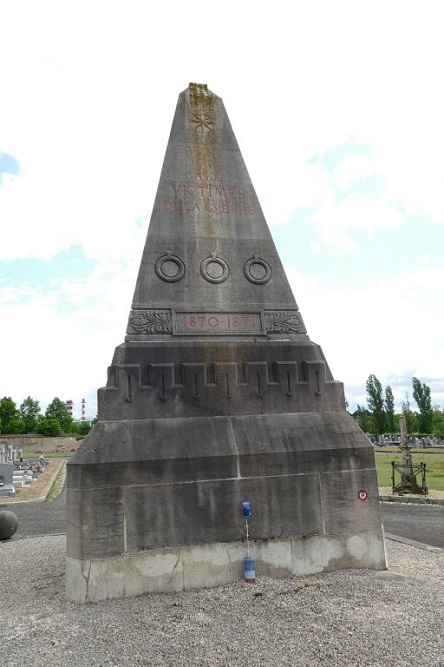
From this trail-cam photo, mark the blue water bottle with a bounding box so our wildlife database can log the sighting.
[242,501,255,583]
[244,554,256,583]
[242,501,251,518]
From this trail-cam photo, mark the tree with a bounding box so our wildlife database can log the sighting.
[45,397,73,433]
[432,406,444,438]
[35,417,62,436]
[353,405,374,433]
[366,374,386,435]
[0,396,24,433]
[19,396,42,433]
[401,392,417,433]
[72,421,92,436]
[384,386,395,433]
[412,377,433,434]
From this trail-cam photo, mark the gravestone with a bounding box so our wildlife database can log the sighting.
[0,463,15,498]
[0,444,16,499]
[66,83,386,603]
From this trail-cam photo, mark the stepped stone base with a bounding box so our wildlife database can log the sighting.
[66,531,386,603]
[66,411,386,602]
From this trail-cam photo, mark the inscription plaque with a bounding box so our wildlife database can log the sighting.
[176,312,263,335]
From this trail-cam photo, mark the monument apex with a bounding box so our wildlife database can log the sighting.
[128,82,303,331]
[66,83,386,603]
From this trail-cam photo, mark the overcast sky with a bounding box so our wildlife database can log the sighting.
[1,1,443,419]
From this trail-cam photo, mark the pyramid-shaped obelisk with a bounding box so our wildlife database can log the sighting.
[66,84,386,603]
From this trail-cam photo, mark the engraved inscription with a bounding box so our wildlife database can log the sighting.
[163,176,255,216]
[176,312,263,335]
[264,311,306,334]
[129,310,172,334]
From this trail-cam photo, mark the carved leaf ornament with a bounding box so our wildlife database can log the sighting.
[265,311,306,334]
[130,310,172,334]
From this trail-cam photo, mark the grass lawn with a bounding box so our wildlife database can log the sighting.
[21,450,75,458]
[18,450,444,491]
[374,451,444,490]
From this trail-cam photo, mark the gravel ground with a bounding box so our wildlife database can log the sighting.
[1,536,443,667]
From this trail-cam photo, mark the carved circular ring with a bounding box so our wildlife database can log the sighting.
[200,253,230,284]
[244,256,272,284]
[155,252,185,283]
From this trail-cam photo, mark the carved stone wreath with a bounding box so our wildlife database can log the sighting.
[244,255,272,285]
[129,310,172,334]
[155,252,186,283]
[200,253,230,284]
[264,311,306,334]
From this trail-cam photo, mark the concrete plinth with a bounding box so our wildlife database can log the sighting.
[66,531,386,603]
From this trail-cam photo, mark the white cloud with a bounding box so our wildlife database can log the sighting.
[0,256,140,416]
[309,194,404,251]
[2,0,444,419]
[287,266,444,410]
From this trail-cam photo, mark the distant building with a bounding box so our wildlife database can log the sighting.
[65,398,89,421]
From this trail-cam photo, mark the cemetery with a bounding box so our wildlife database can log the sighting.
[0,443,50,500]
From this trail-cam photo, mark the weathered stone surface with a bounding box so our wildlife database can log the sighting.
[65,531,386,603]
[66,83,386,602]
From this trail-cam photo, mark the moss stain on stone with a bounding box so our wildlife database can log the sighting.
[187,83,220,241]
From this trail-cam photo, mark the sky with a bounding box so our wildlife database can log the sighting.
[1,0,443,419]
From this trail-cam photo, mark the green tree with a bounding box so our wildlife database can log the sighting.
[19,396,42,433]
[0,396,24,433]
[431,407,444,437]
[412,377,433,434]
[45,397,73,433]
[366,374,386,435]
[384,386,395,433]
[36,417,62,436]
[72,421,92,436]
[353,405,373,433]
[401,392,418,433]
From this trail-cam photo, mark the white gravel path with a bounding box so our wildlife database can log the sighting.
[1,535,443,667]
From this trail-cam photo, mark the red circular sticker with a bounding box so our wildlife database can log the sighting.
[358,489,368,501]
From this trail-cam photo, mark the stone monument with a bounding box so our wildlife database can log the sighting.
[66,83,386,603]
[391,416,427,494]
[0,444,16,498]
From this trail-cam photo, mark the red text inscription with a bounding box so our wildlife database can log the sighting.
[176,312,263,335]
[171,183,245,199]
[163,179,255,216]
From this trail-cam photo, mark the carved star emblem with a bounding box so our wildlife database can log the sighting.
[191,111,214,133]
